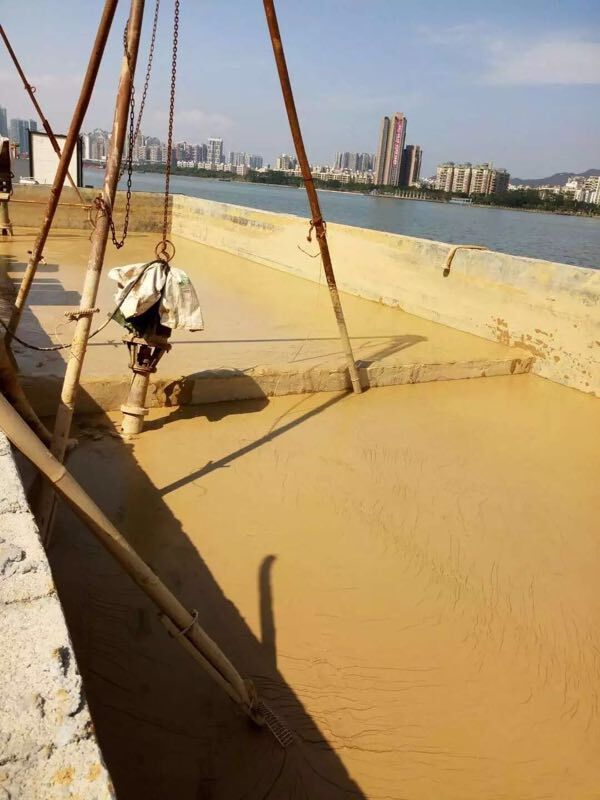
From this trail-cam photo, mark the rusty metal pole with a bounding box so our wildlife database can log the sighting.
[262,0,362,394]
[0,24,85,202]
[4,0,118,347]
[37,0,146,544]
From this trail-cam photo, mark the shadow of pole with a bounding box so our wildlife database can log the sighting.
[47,393,367,799]
[160,391,347,497]
[259,555,278,670]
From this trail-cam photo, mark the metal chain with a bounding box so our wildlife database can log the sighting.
[106,0,161,248]
[119,0,161,180]
[107,83,136,249]
[99,0,179,260]
[156,0,179,261]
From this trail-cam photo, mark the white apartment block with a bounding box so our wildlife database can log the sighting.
[436,161,510,195]
[435,163,454,192]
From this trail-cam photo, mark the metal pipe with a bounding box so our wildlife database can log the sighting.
[10,199,91,209]
[0,24,85,203]
[442,244,488,277]
[0,391,254,712]
[262,0,362,394]
[0,199,12,235]
[38,0,145,544]
[121,372,150,435]
[4,0,118,346]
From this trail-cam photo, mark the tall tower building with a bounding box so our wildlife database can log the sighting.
[9,118,34,156]
[207,137,224,165]
[435,163,455,192]
[450,163,472,194]
[0,107,8,138]
[400,144,422,186]
[375,112,407,186]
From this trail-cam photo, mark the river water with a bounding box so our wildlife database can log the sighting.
[84,168,600,269]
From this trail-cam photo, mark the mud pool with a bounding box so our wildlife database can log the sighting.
[47,376,600,799]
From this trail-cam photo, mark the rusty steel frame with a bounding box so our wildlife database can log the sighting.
[262,0,362,394]
[38,0,147,545]
[0,24,84,202]
[4,0,118,348]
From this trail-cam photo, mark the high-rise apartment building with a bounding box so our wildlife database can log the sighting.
[489,167,509,194]
[435,161,510,195]
[360,153,376,172]
[334,151,375,172]
[276,154,297,170]
[207,137,224,165]
[0,107,8,139]
[400,145,422,186]
[87,129,109,162]
[451,163,472,194]
[226,152,263,169]
[193,143,208,163]
[9,118,37,156]
[81,133,91,160]
[435,163,455,192]
[375,112,407,186]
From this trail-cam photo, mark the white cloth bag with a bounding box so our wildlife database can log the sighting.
[108,262,204,331]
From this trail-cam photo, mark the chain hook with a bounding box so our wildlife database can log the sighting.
[154,239,176,264]
[307,218,326,242]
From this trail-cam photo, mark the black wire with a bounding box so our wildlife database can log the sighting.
[0,259,165,352]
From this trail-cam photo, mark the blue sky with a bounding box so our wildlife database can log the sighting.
[1,0,599,177]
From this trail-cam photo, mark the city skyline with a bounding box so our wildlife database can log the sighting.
[2,109,595,188]
[0,2,597,177]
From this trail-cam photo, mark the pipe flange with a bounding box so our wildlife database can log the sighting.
[120,404,149,417]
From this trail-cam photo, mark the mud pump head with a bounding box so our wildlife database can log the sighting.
[0,137,13,236]
[121,330,171,436]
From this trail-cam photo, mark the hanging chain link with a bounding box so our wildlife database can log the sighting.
[102,0,161,249]
[155,0,179,263]
[96,0,179,260]
[106,76,136,249]
[119,0,160,180]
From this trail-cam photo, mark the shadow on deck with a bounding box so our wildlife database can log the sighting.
[48,388,366,799]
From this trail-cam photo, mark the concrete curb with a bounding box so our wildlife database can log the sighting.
[0,434,114,799]
[21,354,534,415]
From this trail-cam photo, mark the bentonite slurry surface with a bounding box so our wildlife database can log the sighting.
[47,375,600,799]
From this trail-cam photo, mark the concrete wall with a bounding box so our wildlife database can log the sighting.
[10,185,169,233]
[0,434,114,799]
[171,195,600,395]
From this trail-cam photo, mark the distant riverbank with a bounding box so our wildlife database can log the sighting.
[83,168,600,268]
[92,161,600,218]
[84,162,600,219]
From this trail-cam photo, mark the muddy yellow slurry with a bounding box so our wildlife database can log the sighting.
[50,375,599,799]
[2,228,528,385]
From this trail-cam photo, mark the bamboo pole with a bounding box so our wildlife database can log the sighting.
[4,0,118,346]
[0,391,255,714]
[262,0,362,394]
[0,336,52,444]
[0,24,85,202]
[37,0,145,543]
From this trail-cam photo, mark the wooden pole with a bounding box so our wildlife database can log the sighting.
[37,0,146,543]
[262,0,362,394]
[0,24,85,202]
[0,391,255,714]
[4,0,118,346]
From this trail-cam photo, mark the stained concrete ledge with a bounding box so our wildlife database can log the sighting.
[20,354,533,415]
[0,434,114,799]
[2,229,534,414]
[171,194,600,395]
